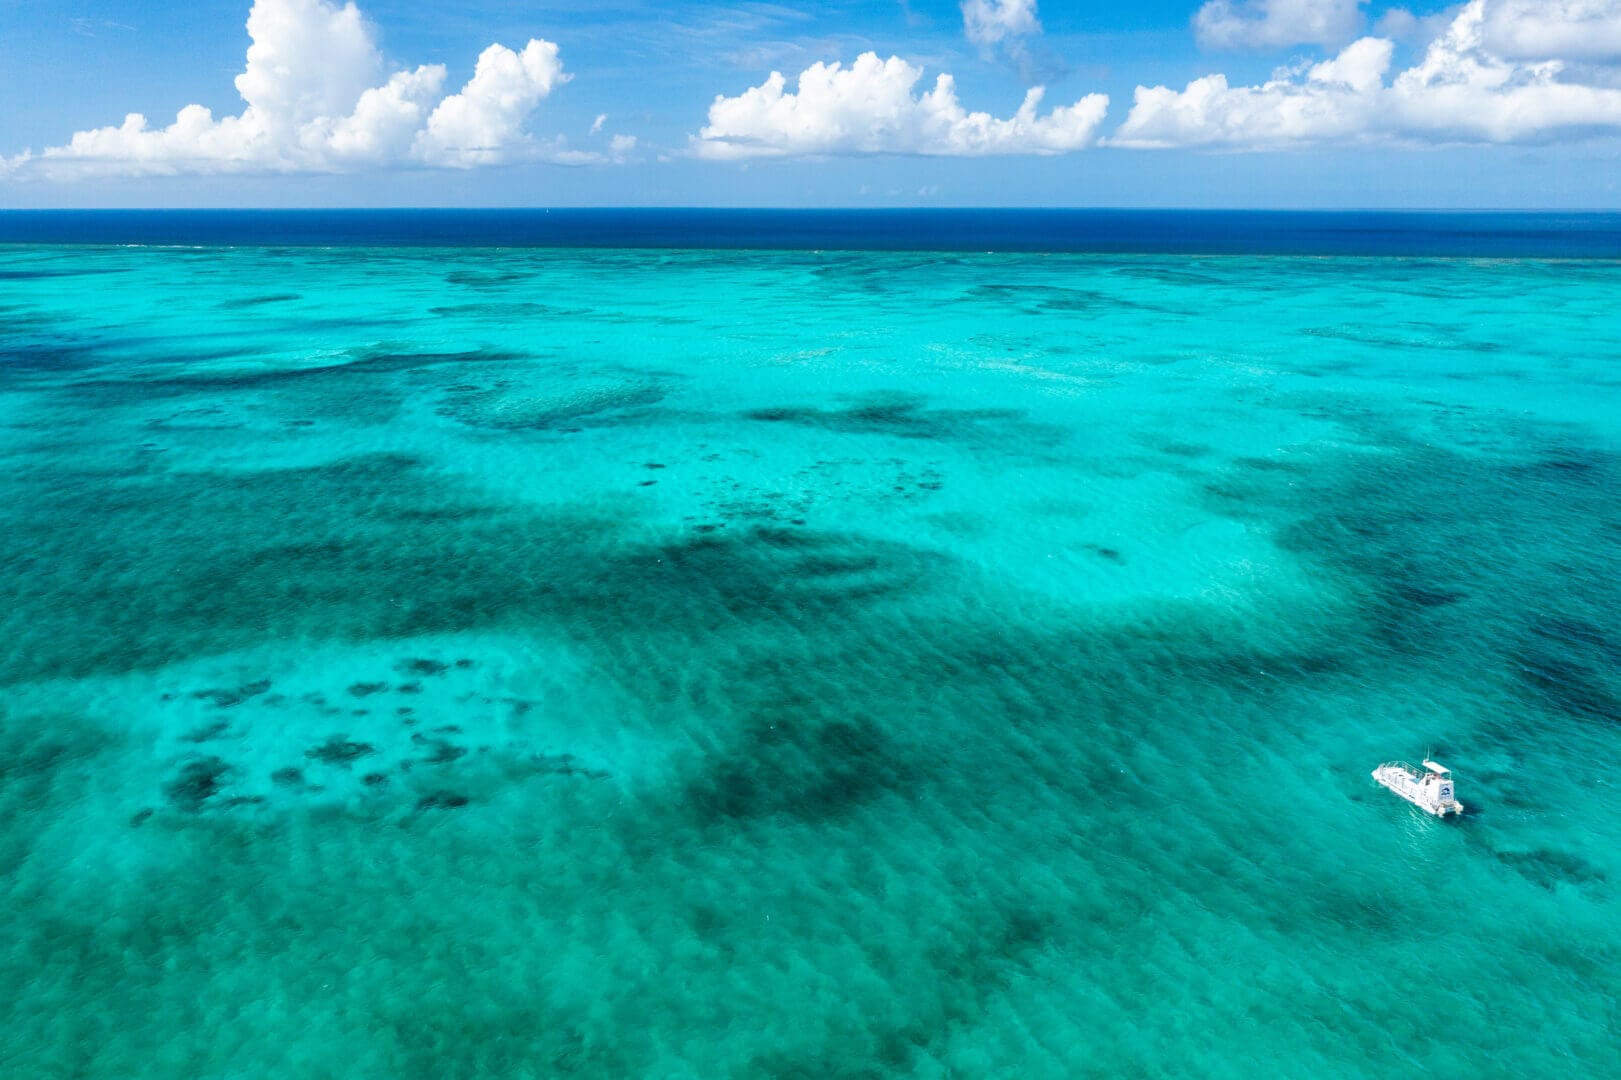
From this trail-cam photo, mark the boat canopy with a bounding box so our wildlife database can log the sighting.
[1422,760,1450,774]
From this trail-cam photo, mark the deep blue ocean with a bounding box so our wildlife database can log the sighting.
[5,208,1621,256]
[2,211,1619,1077]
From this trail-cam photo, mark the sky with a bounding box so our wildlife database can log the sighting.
[2,0,1620,208]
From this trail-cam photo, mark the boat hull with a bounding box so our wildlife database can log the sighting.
[1371,766,1464,817]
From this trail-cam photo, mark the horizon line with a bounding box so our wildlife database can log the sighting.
[4,206,1621,215]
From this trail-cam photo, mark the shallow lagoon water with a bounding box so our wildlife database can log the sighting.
[2,242,1620,1077]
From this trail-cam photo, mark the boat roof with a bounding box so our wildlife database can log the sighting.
[1422,759,1451,774]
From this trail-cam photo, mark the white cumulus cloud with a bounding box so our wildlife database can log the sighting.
[692,52,1108,158]
[961,0,1042,47]
[235,0,383,125]
[415,40,567,167]
[1114,0,1621,147]
[1111,39,1391,148]
[1194,0,1368,50]
[3,0,588,179]
[1481,0,1621,60]
[1392,1,1621,139]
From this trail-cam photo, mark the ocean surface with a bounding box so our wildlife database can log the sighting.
[2,213,1619,1077]
[5,208,1621,256]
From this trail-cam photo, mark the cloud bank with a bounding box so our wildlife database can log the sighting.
[2,0,611,179]
[1481,0,1621,60]
[692,52,1108,159]
[1115,0,1621,148]
[8,0,1621,178]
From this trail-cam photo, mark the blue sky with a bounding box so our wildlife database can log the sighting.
[2,0,1620,207]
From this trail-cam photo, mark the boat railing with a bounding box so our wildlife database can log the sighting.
[1375,760,1422,779]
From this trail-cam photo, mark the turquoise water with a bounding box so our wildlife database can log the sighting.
[2,244,1619,1077]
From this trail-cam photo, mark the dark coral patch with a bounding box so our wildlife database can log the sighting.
[305,736,377,766]
[85,348,525,398]
[1,269,127,280]
[1496,848,1607,891]
[742,393,1061,450]
[534,753,610,781]
[1233,456,1311,474]
[1515,652,1621,723]
[395,658,450,677]
[164,756,234,811]
[445,270,530,288]
[1392,582,1467,608]
[219,293,301,309]
[0,447,941,689]
[416,738,467,764]
[1531,616,1621,662]
[191,680,272,709]
[686,717,908,826]
[416,791,469,810]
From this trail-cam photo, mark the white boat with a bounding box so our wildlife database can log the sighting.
[1372,759,1464,817]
